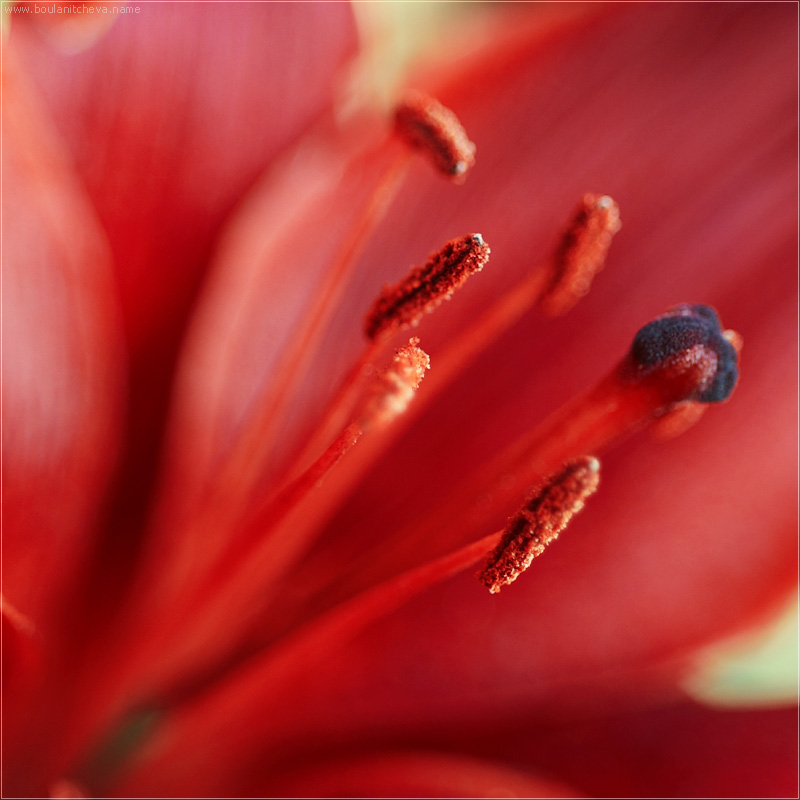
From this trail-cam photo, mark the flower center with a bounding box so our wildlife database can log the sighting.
[61,93,742,794]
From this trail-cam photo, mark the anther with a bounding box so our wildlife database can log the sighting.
[364,234,491,341]
[479,456,600,593]
[540,193,621,316]
[627,304,739,404]
[394,90,476,183]
[359,339,430,429]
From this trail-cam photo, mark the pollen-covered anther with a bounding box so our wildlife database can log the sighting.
[479,456,601,594]
[359,338,430,429]
[628,304,740,404]
[540,193,621,316]
[364,234,491,341]
[394,90,476,183]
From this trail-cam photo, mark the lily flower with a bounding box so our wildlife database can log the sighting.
[4,2,797,797]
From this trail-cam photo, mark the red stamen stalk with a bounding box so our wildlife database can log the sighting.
[209,152,414,521]
[110,529,503,795]
[76,342,432,724]
[257,340,429,533]
[288,233,491,470]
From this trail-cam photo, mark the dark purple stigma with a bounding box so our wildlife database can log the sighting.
[631,304,738,403]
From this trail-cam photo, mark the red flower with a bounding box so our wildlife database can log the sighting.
[4,3,797,797]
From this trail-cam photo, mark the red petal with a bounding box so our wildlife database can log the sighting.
[2,56,126,792]
[250,751,581,799]
[7,6,359,574]
[10,3,358,355]
[460,700,799,799]
[257,703,796,799]
[14,2,121,53]
[2,56,124,638]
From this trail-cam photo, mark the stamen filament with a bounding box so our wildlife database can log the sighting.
[284,195,617,500]
[78,343,432,720]
[213,152,414,509]
[110,529,503,794]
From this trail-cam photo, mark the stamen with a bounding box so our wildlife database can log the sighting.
[287,193,614,503]
[540,193,621,316]
[394,90,476,183]
[116,342,435,701]
[359,338,430,429]
[239,341,431,549]
[364,233,491,341]
[344,304,741,590]
[479,457,600,593]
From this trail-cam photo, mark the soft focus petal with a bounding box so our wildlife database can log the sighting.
[470,700,798,799]
[155,130,401,535]
[256,751,581,799]
[2,55,125,790]
[8,4,359,581]
[2,54,124,636]
[259,700,795,799]
[15,2,122,53]
[259,703,795,799]
[10,3,358,353]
